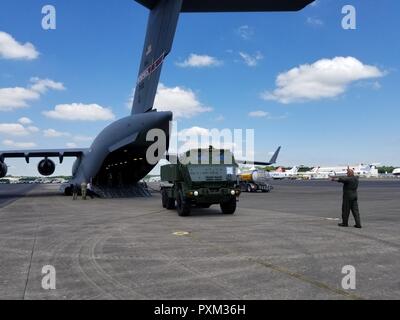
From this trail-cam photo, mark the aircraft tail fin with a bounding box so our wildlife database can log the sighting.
[131,0,314,115]
[247,146,281,166]
[290,166,299,174]
[268,146,281,165]
[131,0,183,115]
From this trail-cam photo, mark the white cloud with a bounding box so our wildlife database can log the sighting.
[154,84,212,119]
[66,142,78,148]
[43,128,71,138]
[0,87,40,111]
[27,126,39,133]
[43,103,116,121]
[0,31,39,60]
[73,135,94,142]
[236,25,254,40]
[174,126,237,152]
[29,77,65,93]
[0,123,31,136]
[18,117,33,125]
[306,17,324,26]
[249,111,270,118]
[2,139,37,148]
[178,127,211,138]
[176,54,222,68]
[263,57,385,104]
[214,115,225,122]
[0,78,65,111]
[239,51,264,67]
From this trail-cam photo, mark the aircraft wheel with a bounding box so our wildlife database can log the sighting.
[176,191,191,216]
[221,198,237,215]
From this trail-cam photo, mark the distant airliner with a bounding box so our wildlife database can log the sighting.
[298,164,380,179]
[270,166,299,180]
[0,0,314,197]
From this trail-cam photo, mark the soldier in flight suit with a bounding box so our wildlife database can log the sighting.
[72,184,79,200]
[81,181,88,200]
[331,169,362,229]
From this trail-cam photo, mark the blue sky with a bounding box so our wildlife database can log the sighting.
[0,0,399,176]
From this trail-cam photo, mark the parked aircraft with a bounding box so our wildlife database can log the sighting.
[0,0,314,197]
[270,166,299,180]
[298,164,379,180]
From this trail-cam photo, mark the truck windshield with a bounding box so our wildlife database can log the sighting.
[188,165,237,182]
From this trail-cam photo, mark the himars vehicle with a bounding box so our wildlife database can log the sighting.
[160,147,241,216]
[0,0,314,197]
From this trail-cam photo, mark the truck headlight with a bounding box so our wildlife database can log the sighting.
[194,191,199,197]
[231,190,236,195]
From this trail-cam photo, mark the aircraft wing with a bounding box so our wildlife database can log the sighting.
[0,148,89,163]
[136,0,315,12]
[164,147,281,166]
[237,147,281,166]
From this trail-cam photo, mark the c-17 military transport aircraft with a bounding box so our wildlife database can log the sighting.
[0,0,314,197]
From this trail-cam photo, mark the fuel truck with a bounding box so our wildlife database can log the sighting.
[160,147,241,216]
[238,169,273,193]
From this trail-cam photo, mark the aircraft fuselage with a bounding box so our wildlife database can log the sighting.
[68,111,172,189]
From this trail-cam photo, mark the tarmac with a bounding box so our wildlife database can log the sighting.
[0,179,399,300]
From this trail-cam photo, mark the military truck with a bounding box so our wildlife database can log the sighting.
[160,147,241,216]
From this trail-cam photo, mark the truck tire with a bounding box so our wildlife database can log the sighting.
[166,197,175,210]
[247,184,252,193]
[161,189,168,208]
[162,189,175,210]
[176,190,191,216]
[220,198,236,215]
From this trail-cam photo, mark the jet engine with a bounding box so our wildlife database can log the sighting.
[38,159,56,176]
[0,162,7,178]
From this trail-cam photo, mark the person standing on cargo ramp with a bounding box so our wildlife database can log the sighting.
[72,184,79,200]
[331,169,362,229]
[81,181,88,200]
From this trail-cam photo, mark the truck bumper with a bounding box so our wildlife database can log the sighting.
[186,188,240,204]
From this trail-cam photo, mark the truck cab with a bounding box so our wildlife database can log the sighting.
[160,147,241,216]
